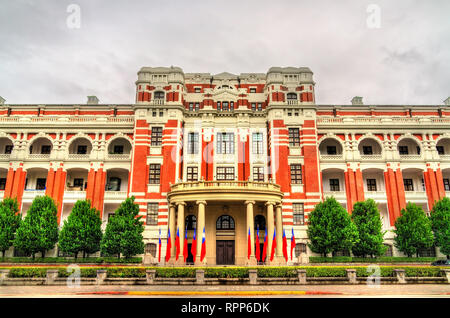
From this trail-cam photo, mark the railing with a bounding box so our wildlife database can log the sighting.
[287,100,299,105]
[104,191,127,199]
[439,155,450,161]
[323,191,346,199]
[360,154,383,160]
[404,191,428,198]
[399,154,422,160]
[319,154,344,160]
[150,99,164,105]
[0,116,135,124]
[170,180,281,192]
[0,154,11,160]
[317,116,443,125]
[22,189,46,198]
[28,153,51,159]
[106,153,131,160]
[68,153,91,160]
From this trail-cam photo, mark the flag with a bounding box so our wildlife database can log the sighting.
[270,228,277,261]
[191,226,197,263]
[158,228,162,263]
[165,228,171,263]
[282,228,288,262]
[247,227,251,260]
[262,227,268,262]
[255,225,261,262]
[183,225,188,262]
[290,228,296,261]
[175,227,180,260]
[200,227,206,262]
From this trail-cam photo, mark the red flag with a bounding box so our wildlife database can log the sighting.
[191,227,197,263]
[200,227,206,262]
[262,227,268,262]
[290,228,296,261]
[270,228,277,261]
[158,229,162,263]
[183,226,188,263]
[255,225,261,262]
[282,229,288,262]
[175,227,180,260]
[247,227,251,260]
[165,229,172,263]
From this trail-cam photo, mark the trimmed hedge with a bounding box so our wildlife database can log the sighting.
[309,257,439,263]
[0,257,142,264]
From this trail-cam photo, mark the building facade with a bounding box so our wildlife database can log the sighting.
[0,66,449,264]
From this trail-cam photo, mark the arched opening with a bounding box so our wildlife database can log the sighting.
[29,137,52,155]
[442,168,450,192]
[397,137,421,156]
[216,215,235,230]
[322,168,346,193]
[65,168,88,191]
[362,168,385,192]
[105,168,129,192]
[68,137,93,155]
[402,168,425,192]
[216,215,235,265]
[319,138,343,156]
[154,91,165,100]
[25,167,48,191]
[0,137,13,155]
[185,215,197,230]
[436,138,450,156]
[0,168,8,191]
[254,215,266,230]
[358,138,382,156]
[287,93,297,100]
[107,137,132,155]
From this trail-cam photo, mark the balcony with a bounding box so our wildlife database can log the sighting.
[320,154,344,161]
[323,191,346,201]
[104,191,127,201]
[22,189,46,200]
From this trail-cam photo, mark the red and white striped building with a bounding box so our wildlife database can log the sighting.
[0,66,448,263]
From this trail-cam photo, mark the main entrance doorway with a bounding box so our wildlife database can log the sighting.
[216,240,235,265]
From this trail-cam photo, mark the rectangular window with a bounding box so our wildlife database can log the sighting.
[187,132,199,154]
[290,164,302,184]
[217,133,234,154]
[422,178,426,192]
[0,178,6,190]
[41,145,51,154]
[293,203,304,225]
[230,102,234,111]
[113,145,124,154]
[327,146,337,155]
[189,103,193,111]
[77,145,87,154]
[251,103,256,111]
[195,103,200,111]
[73,178,84,189]
[329,179,340,191]
[257,103,262,111]
[253,167,264,182]
[216,167,235,180]
[217,102,221,111]
[194,87,201,93]
[149,164,161,184]
[444,179,450,191]
[403,179,414,191]
[151,127,163,146]
[222,102,229,111]
[250,88,256,93]
[252,133,263,154]
[36,178,46,190]
[4,145,13,154]
[363,146,373,155]
[288,128,300,147]
[186,166,198,182]
[367,179,377,191]
[146,203,158,225]
[399,146,409,155]
[437,146,445,155]
[417,146,421,155]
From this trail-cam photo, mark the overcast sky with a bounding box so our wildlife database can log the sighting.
[0,0,449,105]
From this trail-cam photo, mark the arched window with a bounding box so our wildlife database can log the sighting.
[384,244,393,257]
[287,93,297,100]
[185,215,197,230]
[295,243,307,256]
[154,91,165,99]
[145,243,157,257]
[216,215,235,230]
[254,215,266,230]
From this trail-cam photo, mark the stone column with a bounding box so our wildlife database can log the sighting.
[266,201,275,262]
[245,201,256,264]
[168,204,176,258]
[275,204,283,257]
[196,200,207,264]
[176,202,186,263]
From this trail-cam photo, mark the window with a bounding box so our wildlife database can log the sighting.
[36,178,46,190]
[107,177,121,191]
[254,215,266,230]
[295,243,307,256]
[151,127,163,146]
[186,166,198,182]
[384,244,393,257]
[367,179,377,191]
[185,215,197,230]
[187,132,199,154]
[417,146,421,155]
[293,203,304,225]
[250,88,256,93]
[216,215,235,230]
[149,164,161,184]
[444,179,450,191]
[257,103,262,111]
[288,128,300,147]
[421,178,426,191]
[146,203,158,225]
[154,91,164,99]
[145,243,157,256]
[252,133,263,154]
[403,179,414,191]
[0,178,6,190]
[41,145,51,154]
[329,179,340,191]
[194,87,201,93]
[222,102,229,111]
[253,167,264,182]
[216,133,234,154]
[216,167,234,180]
[77,145,87,154]
[436,146,445,155]
[290,164,302,184]
[73,178,84,189]
[362,146,373,155]
[4,145,13,154]
[418,246,436,257]
[327,146,337,155]
[113,145,124,154]
[195,103,200,111]
[287,93,297,100]
[230,102,234,111]
[399,146,409,155]
[217,102,221,111]
[251,103,256,111]
[189,103,193,111]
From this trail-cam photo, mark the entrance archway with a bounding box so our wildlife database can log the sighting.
[216,215,235,265]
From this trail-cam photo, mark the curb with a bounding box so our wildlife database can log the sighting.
[75,290,343,296]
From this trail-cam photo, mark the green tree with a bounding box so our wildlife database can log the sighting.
[14,196,59,259]
[0,198,22,258]
[429,197,450,259]
[351,199,387,258]
[100,197,144,258]
[393,202,434,257]
[59,200,103,259]
[307,197,359,257]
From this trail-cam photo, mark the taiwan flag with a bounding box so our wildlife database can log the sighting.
[200,227,206,262]
[247,227,251,260]
[282,228,288,262]
[255,225,261,262]
[270,228,276,262]
[165,229,171,263]
[262,227,268,262]
[290,228,296,261]
[175,227,180,260]
[158,228,162,263]
[191,227,197,263]
[183,226,188,263]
